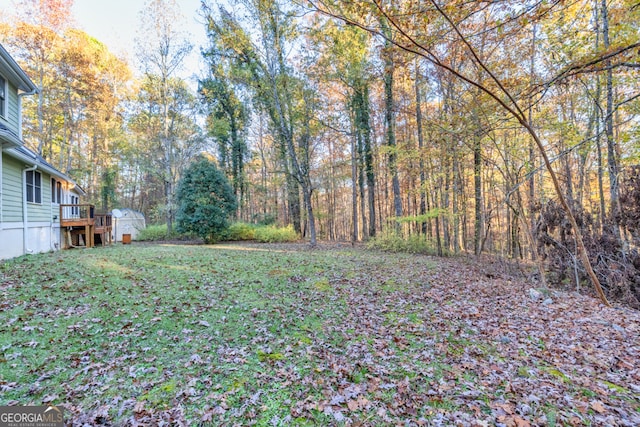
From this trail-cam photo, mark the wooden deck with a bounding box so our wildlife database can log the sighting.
[60,204,112,248]
[95,213,113,246]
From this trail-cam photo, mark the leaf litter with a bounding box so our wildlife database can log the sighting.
[0,242,638,425]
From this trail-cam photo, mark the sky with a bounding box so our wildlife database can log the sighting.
[0,0,211,84]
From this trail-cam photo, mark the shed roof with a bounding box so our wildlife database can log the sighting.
[112,208,146,219]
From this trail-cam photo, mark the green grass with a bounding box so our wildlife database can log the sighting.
[0,242,637,425]
[0,243,349,424]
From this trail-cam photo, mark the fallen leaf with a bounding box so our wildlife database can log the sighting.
[42,394,57,404]
[590,401,606,414]
[495,402,514,414]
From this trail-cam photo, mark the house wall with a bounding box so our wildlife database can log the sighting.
[0,225,24,258]
[0,222,62,259]
[7,80,19,130]
[27,171,53,223]
[2,154,23,222]
[0,79,20,133]
[3,155,59,221]
[0,155,63,259]
[0,49,65,260]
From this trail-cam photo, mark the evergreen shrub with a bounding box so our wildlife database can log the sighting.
[176,157,237,243]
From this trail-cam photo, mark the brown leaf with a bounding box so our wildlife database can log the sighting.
[590,401,606,414]
[347,399,358,411]
[568,416,582,426]
[495,403,514,415]
[357,396,370,408]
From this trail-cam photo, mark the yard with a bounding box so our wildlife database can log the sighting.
[1,242,638,426]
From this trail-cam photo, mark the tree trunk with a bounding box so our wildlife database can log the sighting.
[528,26,537,257]
[415,61,427,235]
[442,156,451,251]
[381,19,402,231]
[601,0,620,238]
[164,134,173,234]
[286,165,302,234]
[358,131,367,239]
[359,83,376,238]
[452,155,461,254]
[473,125,482,255]
[594,0,606,231]
[302,182,316,246]
[351,129,358,243]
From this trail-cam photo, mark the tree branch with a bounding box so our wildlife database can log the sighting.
[305,0,611,306]
[540,42,640,89]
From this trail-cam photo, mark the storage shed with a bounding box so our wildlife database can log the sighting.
[111,209,145,242]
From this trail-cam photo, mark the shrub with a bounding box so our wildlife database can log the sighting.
[534,198,640,308]
[175,157,237,243]
[367,232,444,256]
[253,225,299,243]
[225,222,256,241]
[137,224,188,241]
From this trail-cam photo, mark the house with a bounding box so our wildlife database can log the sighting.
[0,43,106,260]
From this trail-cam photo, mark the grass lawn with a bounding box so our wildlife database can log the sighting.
[1,242,638,426]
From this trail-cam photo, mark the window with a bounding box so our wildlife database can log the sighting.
[26,170,42,203]
[51,178,62,204]
[0,75,6,117]
[72,195,79,215]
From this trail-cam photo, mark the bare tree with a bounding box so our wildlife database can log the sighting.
[135,0,193,233]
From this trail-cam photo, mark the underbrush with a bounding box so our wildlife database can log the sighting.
[222,222,299,243]
[534,199,640,308]
[252,224,299,243]
[137,223,299,244]
[222,222,257,241]
[137,224,191,241]
[367,231,447,256]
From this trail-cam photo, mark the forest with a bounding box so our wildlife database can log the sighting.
[1,0,639,307]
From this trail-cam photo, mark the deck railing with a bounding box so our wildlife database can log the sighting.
[60,204,95,227]
[94,213,112,229]
[60,204,113,247]
[94,213,113,246]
